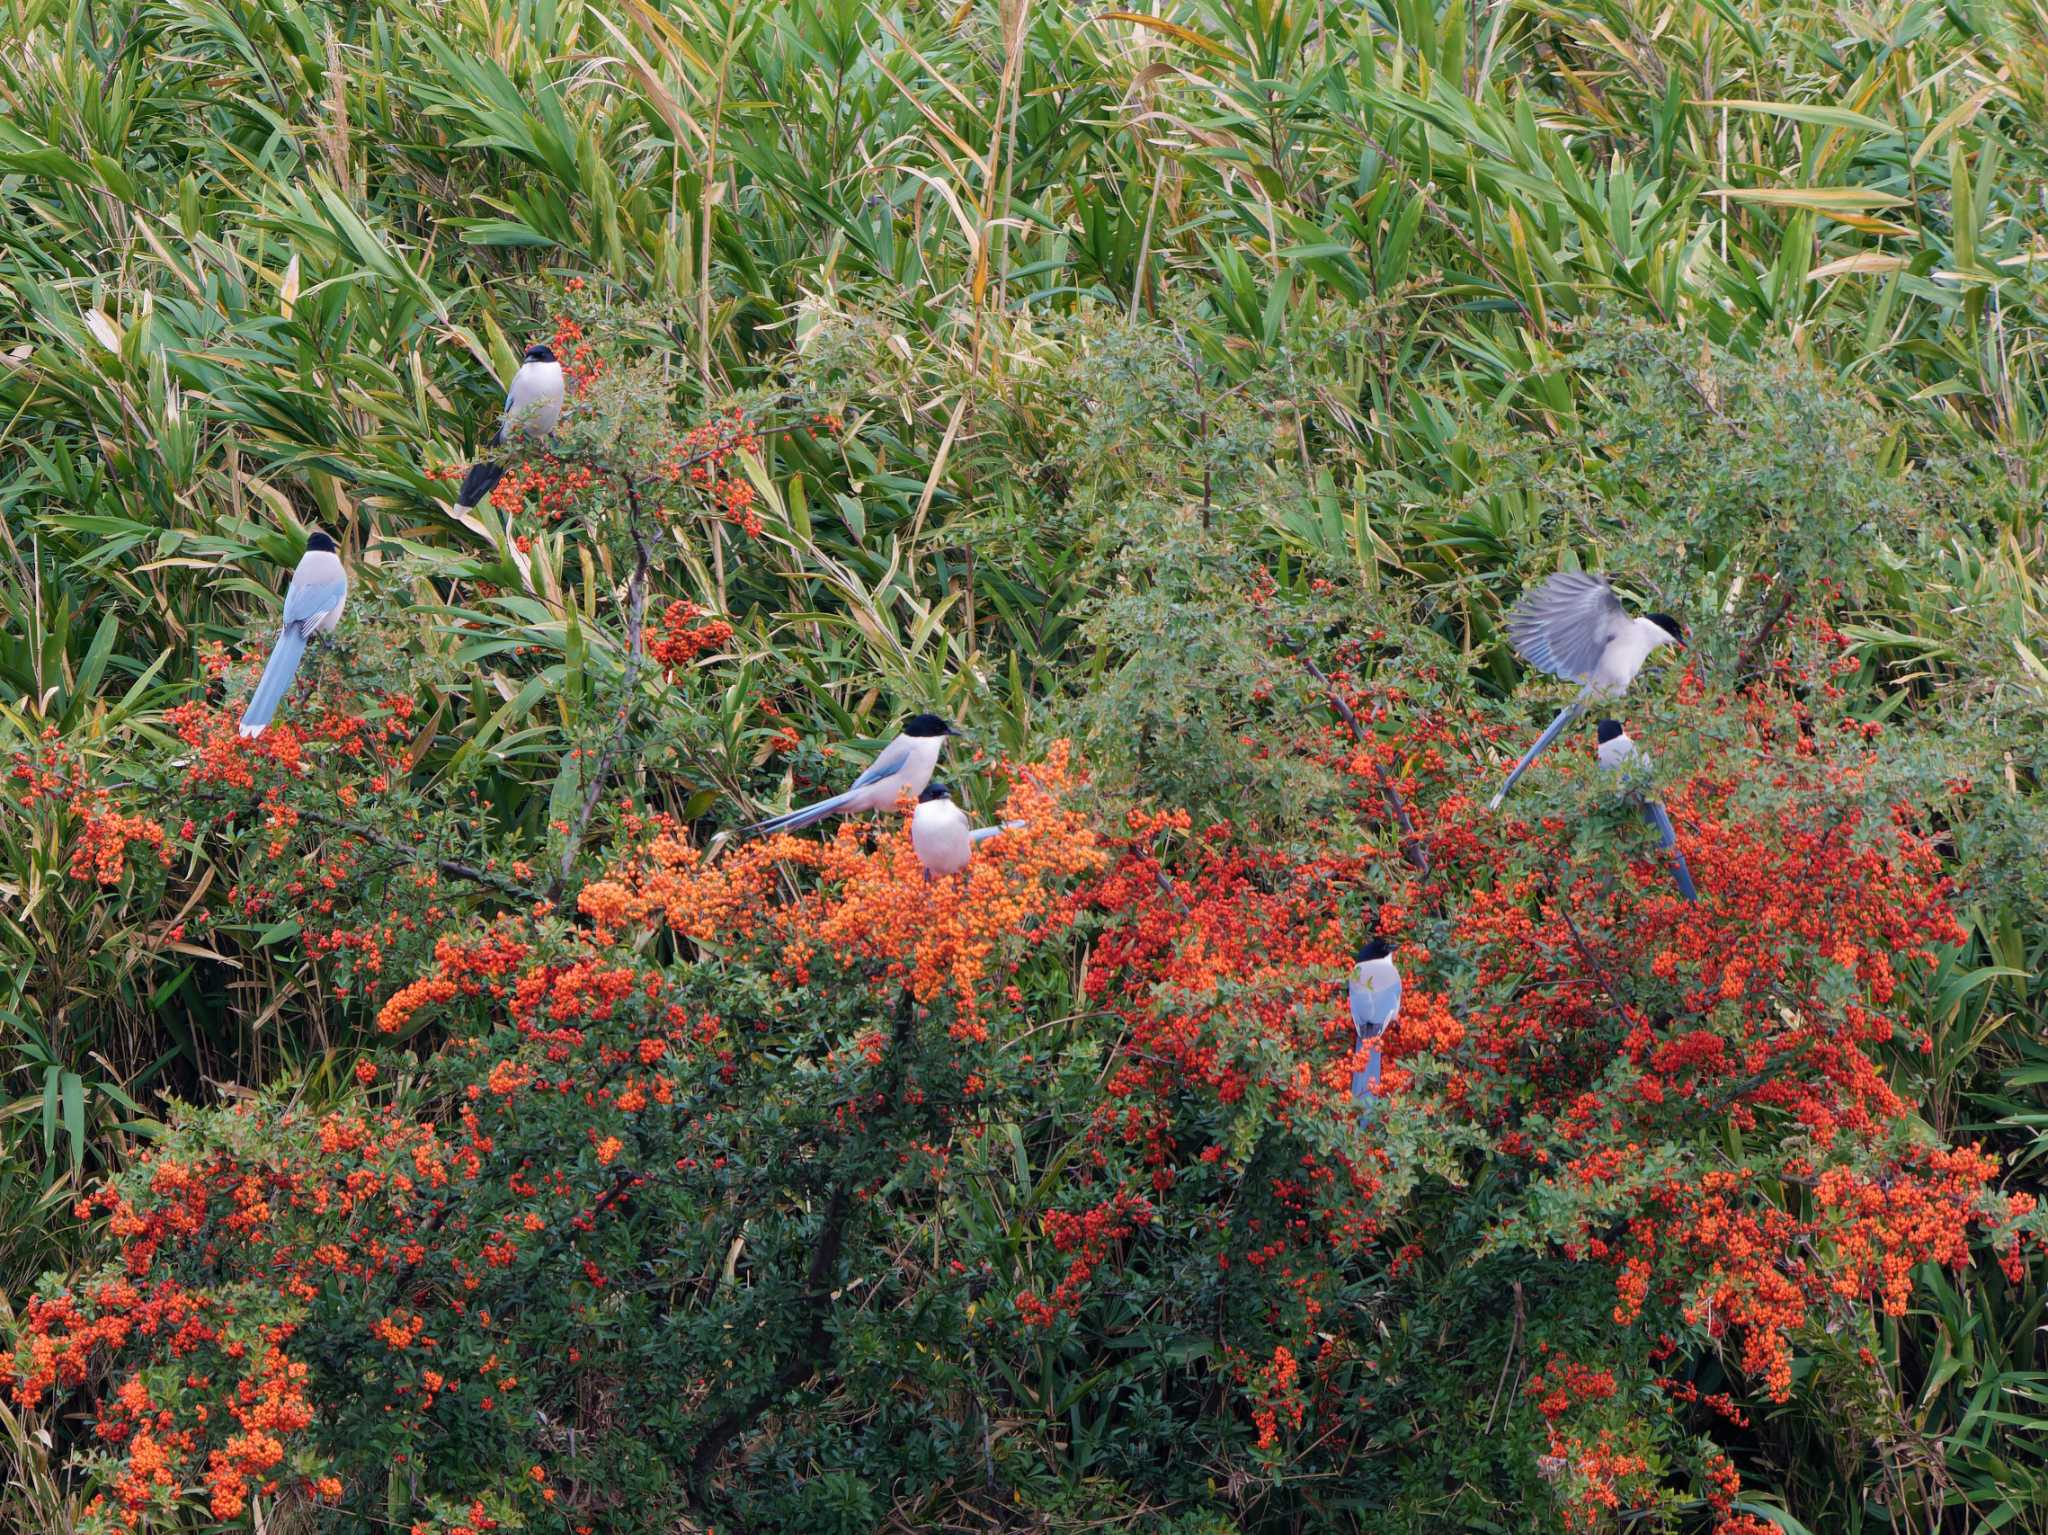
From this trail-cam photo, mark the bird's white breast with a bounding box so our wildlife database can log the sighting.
[508,362,564,435]
[1597,733,1637,771]
[1589,619,1663,697]
[912,799,973,874]
[898,734,947,793]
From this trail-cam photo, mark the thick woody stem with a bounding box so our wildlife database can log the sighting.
[1288,647,1429,874]
[292,808,541,903]
[1734,580,1798,682]
[684,989,917,1511]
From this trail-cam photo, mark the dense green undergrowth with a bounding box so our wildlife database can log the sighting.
[2,0,2045,1527]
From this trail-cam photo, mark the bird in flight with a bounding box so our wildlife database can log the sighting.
[1489,571,1685,810]
[239,531,349,738]
[910,781,1020,880]
[455,343,564,510]
[740,714,961,837]
[1596,719,1699,902]
[1348,937,1401,1120]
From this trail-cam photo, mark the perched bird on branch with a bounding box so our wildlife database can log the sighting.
[239,531,348,738]
[910,781,1021,880]
[454,343,564,509]
[1596,719,1699,903]
[1349,936,1401,1121]
[741,714,962,837]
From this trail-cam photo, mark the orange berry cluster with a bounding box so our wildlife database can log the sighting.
[644,599,733,674]
[668,407,765,535]
[1022,667,2034,1526]
[590,740,1103,1033]
[10,732,172,887]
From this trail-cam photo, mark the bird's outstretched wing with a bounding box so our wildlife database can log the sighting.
[1507,571,1626,684]
[845,743,911,794]
[281,570,348,631]
[1349,970,1402,1038]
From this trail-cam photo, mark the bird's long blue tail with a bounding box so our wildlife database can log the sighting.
[1488,698,1585,810]
[1643,799,1699,902]
[455,461,505,510]
[239,628,307,737]
[741,790,856,838]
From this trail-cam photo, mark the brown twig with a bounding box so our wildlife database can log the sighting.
[295,808,540,904]
[1734,580,1798,681]
[1544,865,1636,1023]
[684,988,918,1511]
[1484,1281,1527,1433]
[1173,333,1258,528]
[1288,647,1429,874]
[535,414,816,893]
[554,467,653,894]
[1153,866,1192,914]
[684,1183,850,1507]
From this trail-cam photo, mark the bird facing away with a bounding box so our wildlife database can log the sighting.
[1489,571,1685,810]
[740,714,961,838]
[910,782,1022,880]
[239,532,349,738]
[1348,937,1401,1117]
[1595,719,1699,903]
[1594,716,1639,773]
[455,344,565,510]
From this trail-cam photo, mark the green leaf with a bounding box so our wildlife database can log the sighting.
[1695,99,1897,136]
[61,612,120,725]
[459,220,560,248]
[41,1066,59,1161]
[548,751,583,829]
[62,1071,85,1173]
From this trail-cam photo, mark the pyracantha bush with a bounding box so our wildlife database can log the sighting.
[11,684,2039,1533]
[11,751,1108,1533]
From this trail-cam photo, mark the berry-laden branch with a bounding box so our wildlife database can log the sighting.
[12,718,2036,1535]
[1734,579,1800,682]
[546,408,814,894]
[1541,864,1637,1026]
